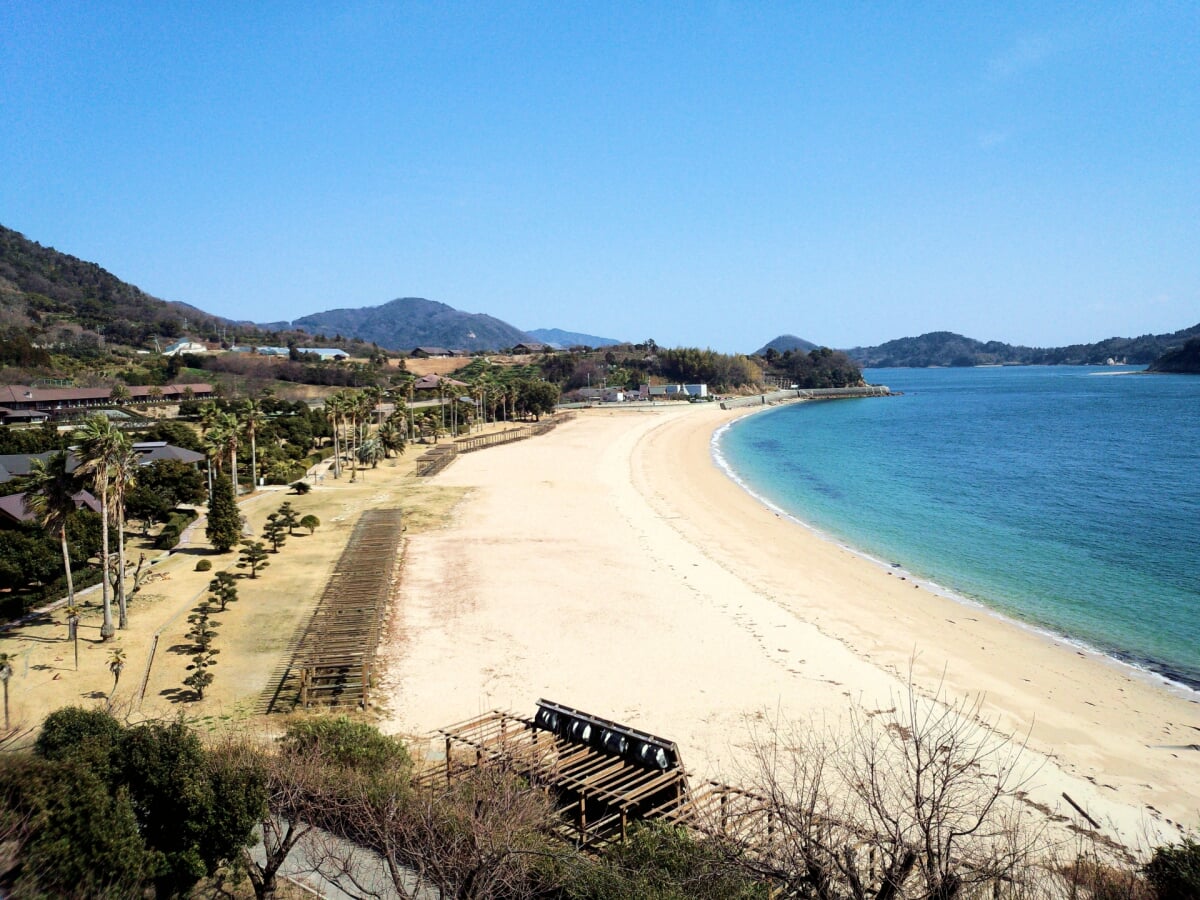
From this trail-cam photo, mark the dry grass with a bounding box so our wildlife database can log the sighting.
[0,440,470,743]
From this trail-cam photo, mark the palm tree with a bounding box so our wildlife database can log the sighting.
[324,393,344,479]
[110,439,139,629]
[357,436,386,468]
[378,416,406,458]
[64,604,80,670]
[74,415,124,640]
[218,410,240,495]
[0,652,12,731]
[108,646,125,698]
[241,397,266,492]
[19,451,82,613]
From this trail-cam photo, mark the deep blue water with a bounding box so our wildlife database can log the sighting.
[716,367,1200,689]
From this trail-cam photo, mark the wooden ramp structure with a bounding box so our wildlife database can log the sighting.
[269,508,404,712]
[430,699,693,847]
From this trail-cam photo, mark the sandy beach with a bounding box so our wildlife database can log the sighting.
[376,401,1200,852]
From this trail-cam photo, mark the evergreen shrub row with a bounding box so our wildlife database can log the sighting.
[154,508,199,550]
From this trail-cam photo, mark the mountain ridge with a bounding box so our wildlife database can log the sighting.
[290,297,534,352]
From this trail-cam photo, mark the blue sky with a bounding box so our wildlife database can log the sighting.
[2,3,1197,352]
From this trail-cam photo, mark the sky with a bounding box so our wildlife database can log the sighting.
[1,3,1197,353]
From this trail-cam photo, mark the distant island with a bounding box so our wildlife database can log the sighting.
[840,327,1200,368]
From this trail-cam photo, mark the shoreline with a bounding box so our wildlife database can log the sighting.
[711,403,1200,699]
[375,403,1200,853]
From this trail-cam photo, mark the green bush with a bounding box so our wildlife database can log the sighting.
[155,508,199,550]
[194,559,212,572]
[280,716,411,774]
[1145,836,1200,899]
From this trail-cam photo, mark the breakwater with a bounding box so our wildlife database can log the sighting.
[720,385,891,410]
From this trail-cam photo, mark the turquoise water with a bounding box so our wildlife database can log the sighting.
[716,366,1200,689]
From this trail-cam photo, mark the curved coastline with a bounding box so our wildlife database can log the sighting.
[712,401,1200,697]
[377,403,1200,852]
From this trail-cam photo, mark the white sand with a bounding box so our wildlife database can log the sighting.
[376,403,1200,852]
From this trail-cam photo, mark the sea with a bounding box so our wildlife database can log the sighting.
[714,366,1200,691]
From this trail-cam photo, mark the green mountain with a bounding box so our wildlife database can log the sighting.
[0,224,225,348]
[846,326,1200,368]
[1147,337,1200,374]
[291,297,533,352]
[755,334,819,356]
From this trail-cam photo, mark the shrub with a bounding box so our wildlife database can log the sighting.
[280,716,411,774]
[1144,836,1200,899]
[194,559,212,572]
[291,480,312,494]
[154,509,198,550]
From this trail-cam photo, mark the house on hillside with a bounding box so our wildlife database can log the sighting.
[411,347,453,358]
[412,374,468,392]
[511,342,551,355]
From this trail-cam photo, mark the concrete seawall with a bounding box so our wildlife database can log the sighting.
[720,385,891,410]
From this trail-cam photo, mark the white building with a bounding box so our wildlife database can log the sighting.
[161,340,208,356]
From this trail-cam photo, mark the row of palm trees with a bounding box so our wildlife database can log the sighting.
[21,416,142,641]
[198,398,266,494]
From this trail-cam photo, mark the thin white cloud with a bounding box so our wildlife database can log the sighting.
[977,130,1010,150]
[987,33,1055,80]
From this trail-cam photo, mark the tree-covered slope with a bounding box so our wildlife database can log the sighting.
[0,224,223,347]
[1148,337,1200,373]
[291,297,532,352]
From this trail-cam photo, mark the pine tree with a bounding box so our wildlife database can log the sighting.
[205,474,241,553]
[262,513,288,553]
[276,501,300,535]
[186,599,219,650]
[236,540,269,578]
[207,571,238,611]
[184,647,216,699]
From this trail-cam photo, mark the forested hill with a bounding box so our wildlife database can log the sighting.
[755,334,818,355]
[0,224,224,347]
[1148,337,1200,374]
[291,297,534,352]
[846,325,1200,368]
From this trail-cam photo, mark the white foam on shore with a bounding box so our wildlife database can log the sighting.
[710,410,1200,698]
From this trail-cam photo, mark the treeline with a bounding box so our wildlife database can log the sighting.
[763,346,864,389]
[539,342,764,392]
[1148,337,1200,374]
[4,704,1196,899]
